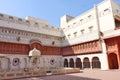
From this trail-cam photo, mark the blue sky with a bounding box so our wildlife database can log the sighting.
[0,0,120,27]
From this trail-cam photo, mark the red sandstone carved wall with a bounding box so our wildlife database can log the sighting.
[0,42,29,54]
[62,40,102,56]
[30,42,61,55]
[0,42,61,55]
[105,37,120,69]
[105,38,118,53]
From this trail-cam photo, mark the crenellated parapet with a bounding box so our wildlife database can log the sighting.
[0,13,62,37]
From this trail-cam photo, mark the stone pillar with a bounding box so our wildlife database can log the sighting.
[0,60,2,72]
[82,62,84,69]
[101,40,109,70]
[116,52,120,69]
[24,58,27,68]
[7,58,11,72]
[90,62,93,70]
[28,57,32,68]
[74,62,76,68]
[68,62,70,68]
[43,57,46,68]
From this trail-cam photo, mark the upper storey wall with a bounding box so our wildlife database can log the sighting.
[60,0,115,31]
[60,15,74,28]
[97,0,115,31]
[60,0,117,46]
[0,0,119,47]
[0,13,62,37]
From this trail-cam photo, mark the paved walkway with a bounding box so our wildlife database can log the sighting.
[12,69,120,80]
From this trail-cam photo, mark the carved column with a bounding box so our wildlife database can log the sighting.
[0,60,2,72]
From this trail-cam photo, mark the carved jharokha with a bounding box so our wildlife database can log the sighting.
[62,40,102,56]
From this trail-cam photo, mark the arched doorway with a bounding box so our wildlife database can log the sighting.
[92,57,101,68]
[76,58,82,69]
[83,57,90,68]
[69,58,74,68]
[108,53,118,69]
[64,59,68,67]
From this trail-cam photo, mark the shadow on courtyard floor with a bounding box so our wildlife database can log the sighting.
[9,73,101,80]
[40,74,101,80]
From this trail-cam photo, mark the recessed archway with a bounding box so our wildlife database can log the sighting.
[92,57,101,69]
[1,58,10,71]
[69,58,74,68]
[108,53,119,69]
[29,40,42,50]
[83,57,90,68]
[76,58,82,69]
[64,59,68,67]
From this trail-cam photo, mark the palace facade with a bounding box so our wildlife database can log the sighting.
[0,0,120,73]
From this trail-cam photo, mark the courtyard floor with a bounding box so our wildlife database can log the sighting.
[11,69,120,80]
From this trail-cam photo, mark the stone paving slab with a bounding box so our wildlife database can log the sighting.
[10,69,120,80]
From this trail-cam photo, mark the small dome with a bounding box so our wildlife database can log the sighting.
[29,48,41,57]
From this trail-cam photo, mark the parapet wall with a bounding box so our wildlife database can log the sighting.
[0,13,62,37]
